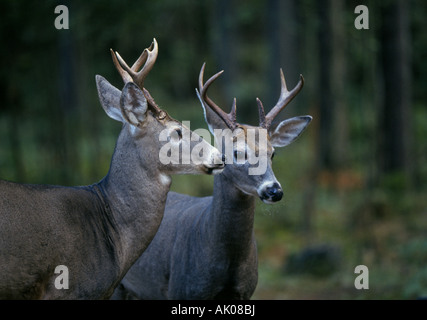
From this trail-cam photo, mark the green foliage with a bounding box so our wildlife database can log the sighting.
[399,239,427,298]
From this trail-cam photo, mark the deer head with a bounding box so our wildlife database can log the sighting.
[196,63,312,203]
[96,40,224,177]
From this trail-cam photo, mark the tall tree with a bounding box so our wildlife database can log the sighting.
[378,0,412,187]
[331,0,348,168]
[209,0,237,101]
[316,0,334,171]
[266,0,301,116]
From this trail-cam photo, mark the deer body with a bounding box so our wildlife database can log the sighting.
[0,41,223,299]
[113,177,258,299]
[0,133,168,299]
[112,64,312,299]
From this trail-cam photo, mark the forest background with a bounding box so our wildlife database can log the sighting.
[0,0,426,299]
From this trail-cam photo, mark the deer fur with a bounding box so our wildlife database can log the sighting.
[0,66,223,299]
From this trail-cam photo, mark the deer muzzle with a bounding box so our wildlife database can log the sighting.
[259,182,283,203]
[203,151,225,175]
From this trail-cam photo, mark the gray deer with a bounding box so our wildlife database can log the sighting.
[0,40,224,299]
[112,63,312,299]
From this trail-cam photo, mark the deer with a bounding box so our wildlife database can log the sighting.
[111,63,312,299]
[0,40,225,299]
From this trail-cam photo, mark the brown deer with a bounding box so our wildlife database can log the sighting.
[0,40,224,299]
[112,63,312,299]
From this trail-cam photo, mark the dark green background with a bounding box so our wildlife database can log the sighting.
[0,0,426,299]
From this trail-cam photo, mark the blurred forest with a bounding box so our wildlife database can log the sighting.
[0,0,426,299]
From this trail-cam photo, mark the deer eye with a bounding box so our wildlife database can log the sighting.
[174,128,182,139]
[234,150,247,162]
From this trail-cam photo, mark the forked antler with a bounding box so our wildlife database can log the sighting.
[258,69,304,129]
[197,63,237,130]
[110,38,158,88]
[197,64,303,131]
[110,38,165,117]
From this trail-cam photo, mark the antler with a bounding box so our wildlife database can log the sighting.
[110,38,158,89]
[197,63,237,130]
[258,69,304,129]
[110,38,165,118]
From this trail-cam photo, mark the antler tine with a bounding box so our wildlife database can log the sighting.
[110,39,165,117]
[256,98,266,128]
[197,63,237,130]
[110,48,133,84]
[263,69,304,129]
[112,38,158,89]
[230,98,237,124]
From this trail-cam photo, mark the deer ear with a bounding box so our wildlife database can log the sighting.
[96,75,123,122]
[120,82,148,127]
[269,116,312,148]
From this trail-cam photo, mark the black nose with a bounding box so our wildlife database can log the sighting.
[265,183,283,202]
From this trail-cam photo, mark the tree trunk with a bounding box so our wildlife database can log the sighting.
[331,0,348,169]
[209,0,237,101]
[266,0,301,118]
[378,0,412,188]
[317,0,334,171]
[56,26,78,184]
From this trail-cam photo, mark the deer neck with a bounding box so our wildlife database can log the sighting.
[98,126,171,272]
[207,173,256,254]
